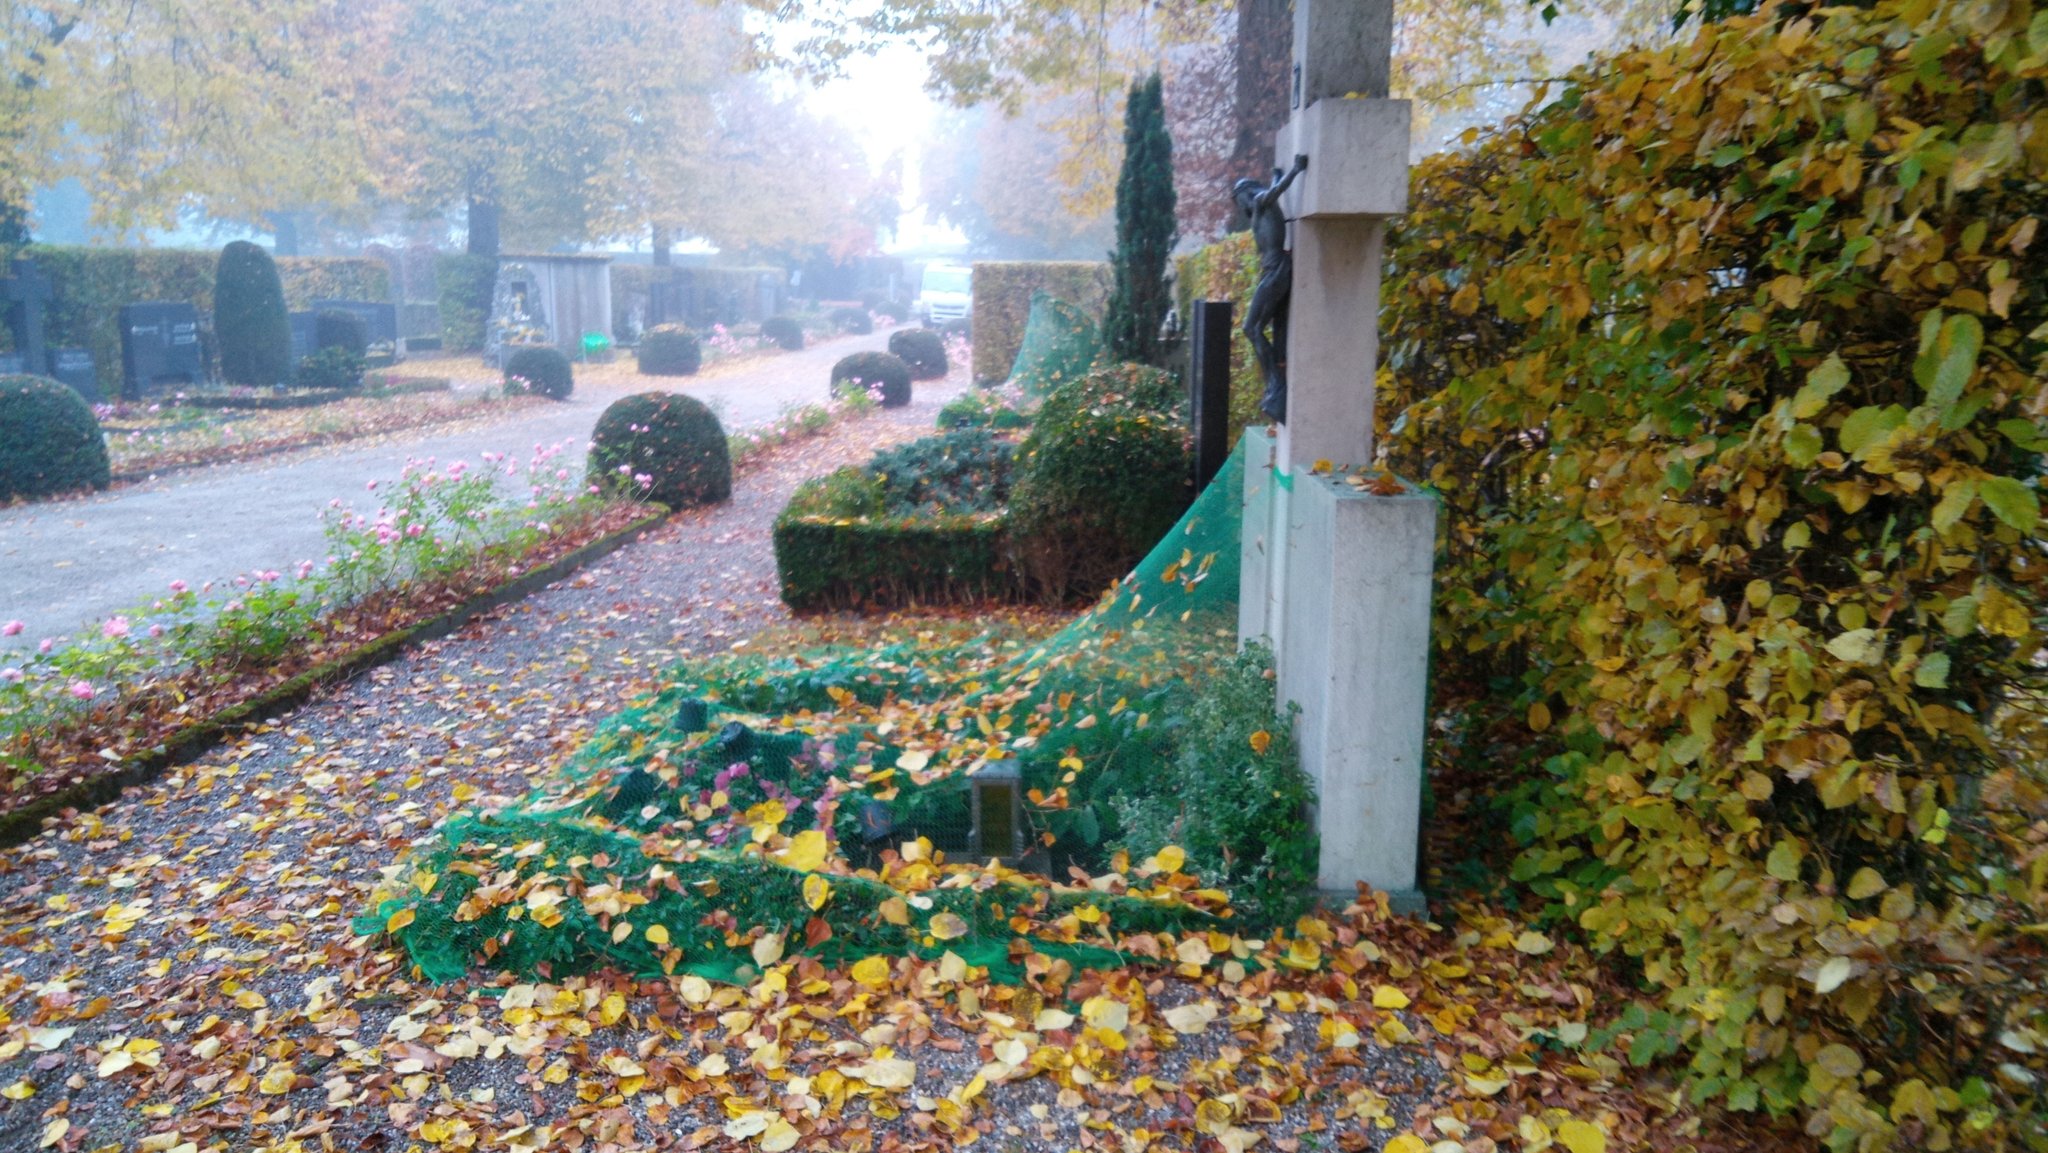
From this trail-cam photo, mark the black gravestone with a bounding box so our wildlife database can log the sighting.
[311,299,398,346]
[118,302,204,397]
[288,311,319,366]
[1,258,53,374]
[45,348,98,403]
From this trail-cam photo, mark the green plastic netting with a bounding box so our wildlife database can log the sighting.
[357,445,1312,985]
[1007,292,1102,396]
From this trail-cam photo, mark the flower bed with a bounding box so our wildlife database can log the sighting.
[0,445,650,818]
[99,388,534,480]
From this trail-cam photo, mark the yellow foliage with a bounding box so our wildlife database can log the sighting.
[1376,1,2048,1146]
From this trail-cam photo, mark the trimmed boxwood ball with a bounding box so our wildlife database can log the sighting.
[887,328,948,381]
[829,306,873,335]
[1009,365,1192,603]
[215,240,293,386]
[1036,361,1183,424]
[636,324,702,376]
[0,374,111,501]
[504,346,574,400]
[830,351,912,408]
[315,309,370,358]
[590,392,731,509]
[760,315,805,351]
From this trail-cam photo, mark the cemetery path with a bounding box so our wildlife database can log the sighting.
[0,327,906,649]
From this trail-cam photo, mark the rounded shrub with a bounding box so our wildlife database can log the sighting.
[887,328,949,381]
[296,346,364,391]
[635,324,701,376]
[830,351,912,408]
[875,298,911,323]
[214,240,292,386]
[0,374,111,501]
[829,306,873,335]
[589,392,731,509]
[504,346,574,400]
[315,309,369,358]
[760,315,805,351]
[1035,362,1182,425]
[1009,367,1191,602]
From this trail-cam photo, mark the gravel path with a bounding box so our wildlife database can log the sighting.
[0,328,901,650]
[0,362,1464,1153]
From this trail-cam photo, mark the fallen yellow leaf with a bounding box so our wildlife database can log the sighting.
[803,874,831,912]
[1372,985,1411,1010]
[928,912,969,941]
[776,829,829,873]
[1558,1118,1608,1153]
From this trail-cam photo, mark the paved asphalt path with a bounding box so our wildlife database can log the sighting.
[0,328,903,649]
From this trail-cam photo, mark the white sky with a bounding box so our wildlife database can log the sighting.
[791,36,966,252]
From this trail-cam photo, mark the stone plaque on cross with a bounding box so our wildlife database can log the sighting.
[1238,0,1437,914]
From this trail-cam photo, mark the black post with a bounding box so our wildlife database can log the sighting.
[1188,299,1234,490]
[2,258,53,373]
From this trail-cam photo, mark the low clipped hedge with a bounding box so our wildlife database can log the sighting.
[1009,363,1191,603]
[635,324,701,376]
[938,390,1031,430]
[828,306,873,335]
[589,392,730,509]
[0,374,111,501]
[503,346,573,400]
[760,315,805,351]
[830,351,912,408]
[887,328,948,380]
[774,430,1021,610]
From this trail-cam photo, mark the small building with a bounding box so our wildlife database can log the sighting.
[487,253,614,364]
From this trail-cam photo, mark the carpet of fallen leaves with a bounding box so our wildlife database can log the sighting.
[0,379,1806,1153]
[102,383,540,483]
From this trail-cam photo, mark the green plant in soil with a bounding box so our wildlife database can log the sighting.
[888,329,949,380]
[830,352,912,408]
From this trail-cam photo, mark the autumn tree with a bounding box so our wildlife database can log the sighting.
[1102,74,1176,364]
[921,103,1114,259]
[0,0,368,239]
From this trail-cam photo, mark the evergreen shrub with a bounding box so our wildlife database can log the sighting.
[828,306,873,335]
[635,324,701,376]
[1009,364,1191,602]
[435,253,498,353]
[214,241,292,386]
[887,328,949,380]
[589,392,730,509]
[296,346,364,391]
[0,374,110,500]
[503,346,573,400]
[760,315,805,351]
[1380,2,2048,1141]
[774,430,1019,609]
[1102,73,1177,365]
[830,351,911,408]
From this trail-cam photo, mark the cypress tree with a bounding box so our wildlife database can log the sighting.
[1102,72,1178,365]
[214,241,292,385]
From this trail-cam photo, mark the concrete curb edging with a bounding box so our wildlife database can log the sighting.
[0,504,671,850]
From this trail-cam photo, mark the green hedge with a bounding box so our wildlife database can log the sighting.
[773,509,1013,611]
[970,261,1111,384]
[1174,233,1263,451]
[435,254,497,354]
[25,245,387,395]
[774,430,1022,610]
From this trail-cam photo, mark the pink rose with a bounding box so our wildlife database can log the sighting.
[102,617,130,639]
[69,681,94,701]
[0,620,20,636]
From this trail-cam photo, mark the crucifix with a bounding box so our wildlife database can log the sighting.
[1,258,53,374]
[1236,0,1437,914]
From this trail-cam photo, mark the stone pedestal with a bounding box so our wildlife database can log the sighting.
[1240,428,1434,911]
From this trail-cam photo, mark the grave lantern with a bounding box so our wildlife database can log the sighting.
[969,760,1025,863]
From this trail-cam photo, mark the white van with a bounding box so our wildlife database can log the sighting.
[916,263,972,327]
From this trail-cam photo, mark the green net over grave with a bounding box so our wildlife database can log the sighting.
[1007,291,1102,396]
[357,445,1313,985]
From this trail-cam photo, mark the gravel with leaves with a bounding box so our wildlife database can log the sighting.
[0,379,1796,1153]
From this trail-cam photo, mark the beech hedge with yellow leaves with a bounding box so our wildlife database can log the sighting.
[1380,2,2048,1147]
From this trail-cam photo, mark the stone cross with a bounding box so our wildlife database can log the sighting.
[1237,0,1437,914]
[1,258,53,374]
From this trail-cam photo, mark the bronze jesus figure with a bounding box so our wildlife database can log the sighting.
[1233,153,1308,423]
